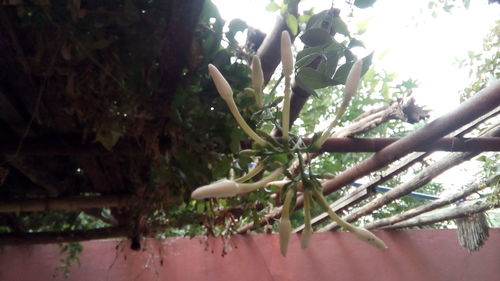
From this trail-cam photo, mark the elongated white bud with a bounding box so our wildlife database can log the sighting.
[208,64,233,101]
[208,64,267,146]
[280,31,294,76]
[191,179,240,200]
[279,218,292,256]
[301,191,313,249]
[344,59,363,99]
[251,56,264,92]
[279,188,295,257]
[351,226,388,249]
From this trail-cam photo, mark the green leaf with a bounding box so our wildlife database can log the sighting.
[354,0,377,9]
[300,28,332,47]
[322,49,340,78]
[286,14,299,36]
[212,157,231,178]
[265,1,280,12]
[295,73,318,97]
[332,17,349,37]
[296,44,328,61]
[332,52,373,84]
[295,53,322,69]
[226,19,248,44]
[296,67,332,89]
[348,38,365,48]
[228,19,247,33]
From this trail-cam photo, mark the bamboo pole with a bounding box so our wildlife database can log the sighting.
[0,226,128,245]
[293,152,430,232]
[318,123,500,232]
[238,82,500,234]
[3,137,499,156]
[0,195,131,213]
[364,175,497,230]
[381,199,500,229]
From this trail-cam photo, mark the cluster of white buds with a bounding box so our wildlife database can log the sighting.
[195,30,387,257]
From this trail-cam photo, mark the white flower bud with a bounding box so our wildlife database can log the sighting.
[351,226,388,249]
[191,179,240,200]
[280,31,294,77]
[279,218,292,256]
[208,64,233,101]
[344,59,363,99]
[251,56,264,92]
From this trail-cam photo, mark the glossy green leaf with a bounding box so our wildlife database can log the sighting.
[348,38,365,48]
[296,67,331,89]
[296,44,328,61]
[295,72,318,97]
[332,17,349,37]
[332,52,373,84]
[295,53,322,69]
[300,28,332,47]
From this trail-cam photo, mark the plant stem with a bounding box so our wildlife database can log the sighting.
[225,97,267,146]
[234,162,264,183]
[312,188,354,231]
[282,75,291,141]
[238,167,284,194]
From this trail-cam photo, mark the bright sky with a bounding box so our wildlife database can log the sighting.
[213,0,499,116]
[212,0,499,190]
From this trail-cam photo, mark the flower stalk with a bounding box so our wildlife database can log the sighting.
[208,64,267,147]
[311,59,364,151]
[301,190,313,249]
[281,31,294,141]
[312,188,387,249]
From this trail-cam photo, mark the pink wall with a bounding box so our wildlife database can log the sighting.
[1,229,499,281]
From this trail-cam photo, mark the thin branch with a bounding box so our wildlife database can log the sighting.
[294,152,429,232]
[318,122,500,232]
[238,81,500,234]
[364,175,498,229]
[381,199,500,229]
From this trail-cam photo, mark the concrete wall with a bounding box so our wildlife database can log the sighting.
[1,229,499,281]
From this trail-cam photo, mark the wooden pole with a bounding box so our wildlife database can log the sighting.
[364,175,496,229]
[0,226,128,245]
[238,82,500,233]
[0,195,131,213]
[382,199,499,229]
[318,123,500,232]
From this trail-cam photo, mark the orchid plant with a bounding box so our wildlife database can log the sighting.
[191,31,387,256]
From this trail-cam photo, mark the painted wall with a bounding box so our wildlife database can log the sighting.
[1,229,499,281]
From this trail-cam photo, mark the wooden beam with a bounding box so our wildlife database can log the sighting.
[382,199,500,229]
[365,175,497,230]
[0,226,128,245]
[0,195,131,213]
